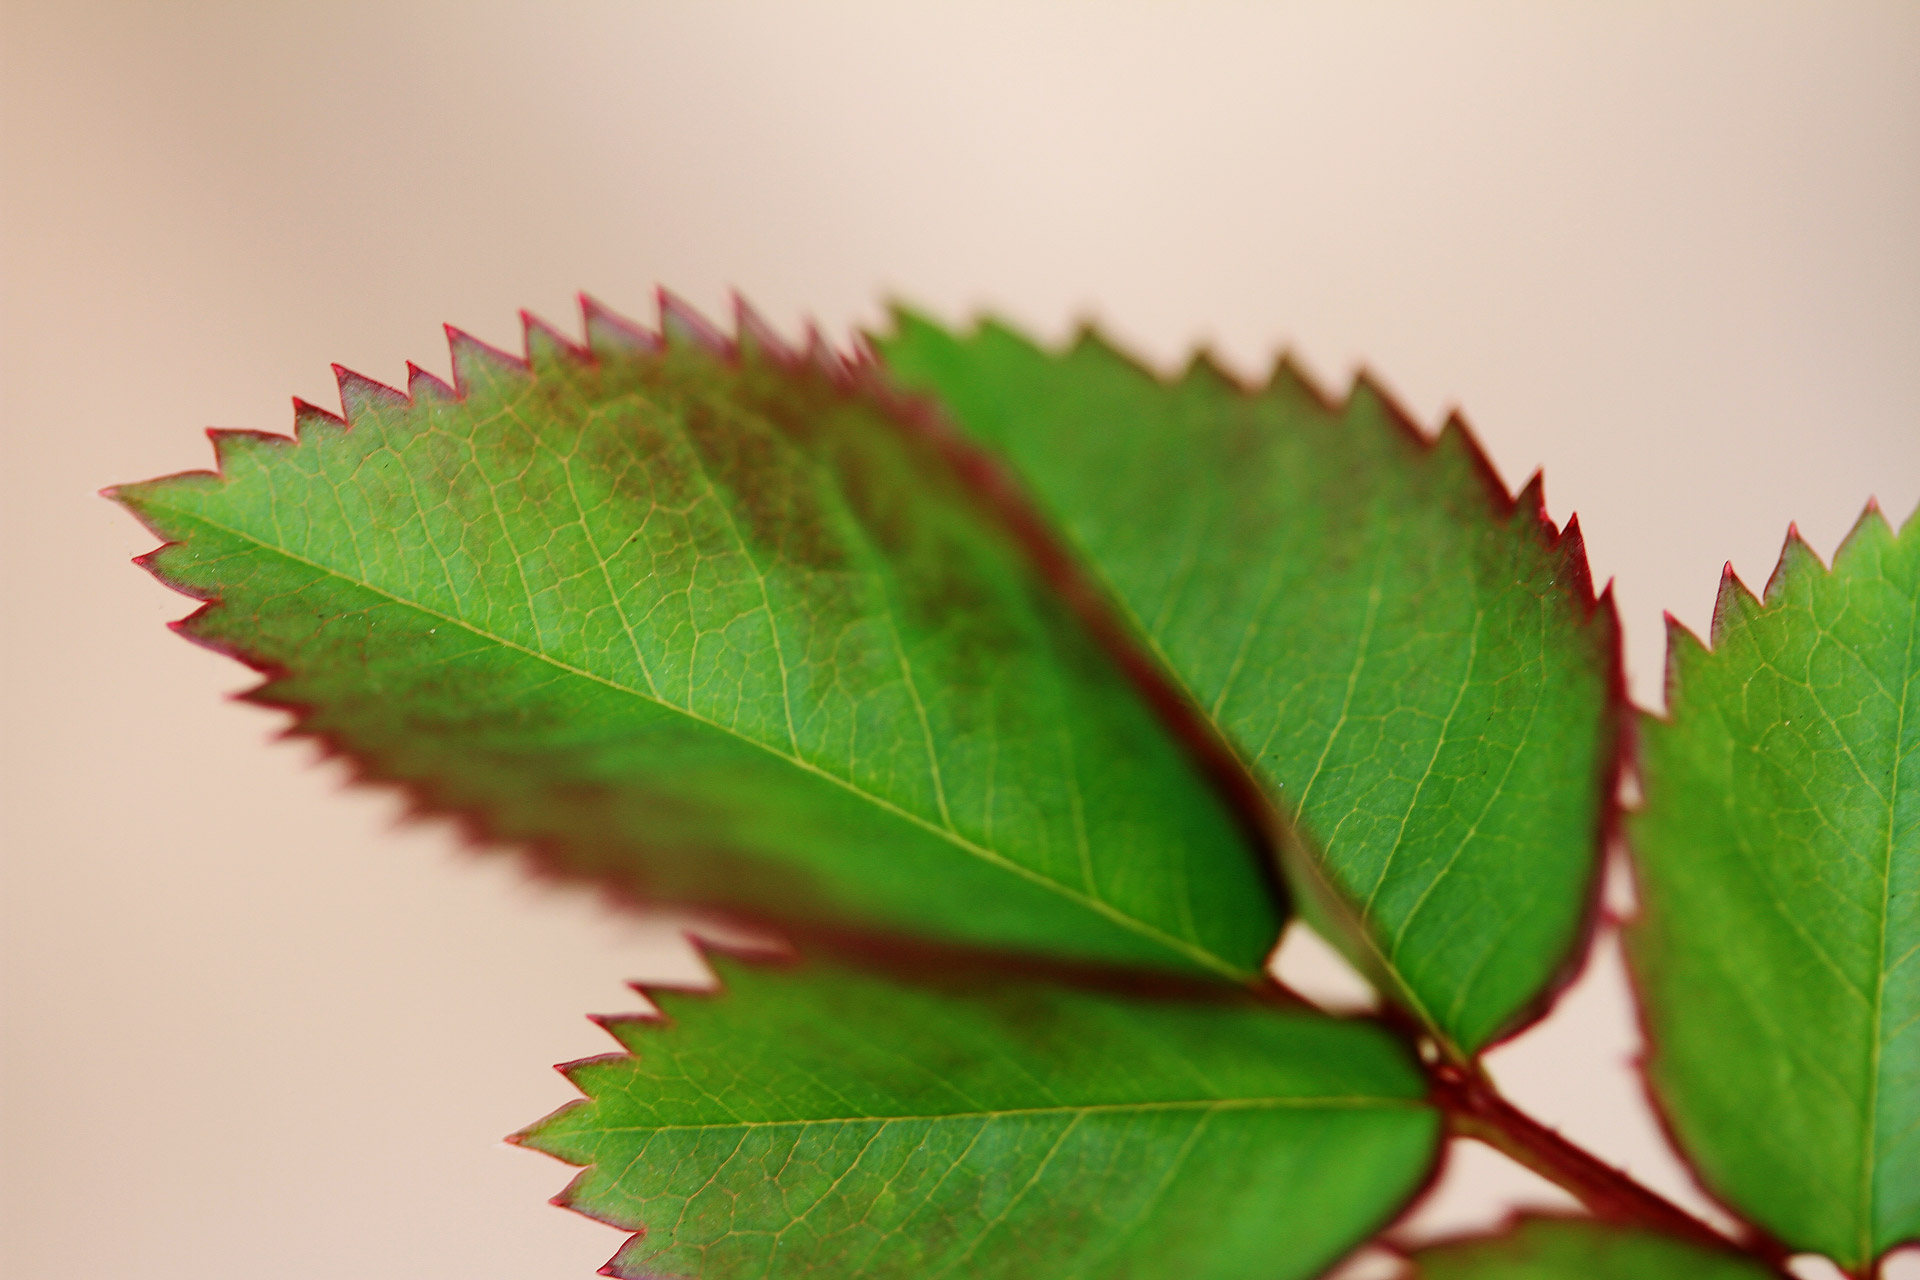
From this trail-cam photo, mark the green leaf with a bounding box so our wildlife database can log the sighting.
[876,317,1623,1056]
[1628,504,1920,1268]
[515,951,1439,1280]
[1408,1216,1776,1280]
[109,298,1281,979]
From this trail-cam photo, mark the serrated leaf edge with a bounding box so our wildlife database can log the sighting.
[1653,500,1917,716]
[105,293,941,924]
[510,933,1446,1280]
[507,929,794,1280]
[108,292,1299,981]
[1632,499,1920,1271]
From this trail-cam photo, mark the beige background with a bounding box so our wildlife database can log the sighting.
[4,3,1918,1277]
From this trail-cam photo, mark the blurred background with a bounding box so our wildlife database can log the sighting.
[4,3,1917,1276]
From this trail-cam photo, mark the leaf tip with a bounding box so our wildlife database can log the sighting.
[1266,351,1340,411]
[1432,411,1518,520]
[1659,609,1709,691]
[331,364,407,424]
[1181,346,1248,395]
[1835,495,1899,566]
[1057,321,1165,388]
[802,320,857,382]
[554,1050,636,1091]
[656,287,730,354]
[1514,467,1547,514]
[1555,512,1608,611]
[443,325,528,397]
[881,297,943,341]
[1781,521,1818,562]
[291,396,346,440]
[1709,561,1760,645]
[1594,574,1617,610]
[205,427,293,473]
[112,476,217,550]
[578,293,658,355]
[164,601,224,636]
[587,1010,663,1051]
[1763,520,1827,598]
[404,361,455,403]
[732,292,798,365]
[521,309,590,368]
[1348,367,1426,450]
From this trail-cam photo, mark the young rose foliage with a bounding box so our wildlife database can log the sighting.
[112,293,1916,1278]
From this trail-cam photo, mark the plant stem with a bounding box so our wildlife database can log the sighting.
[1428,1062,1792,1271]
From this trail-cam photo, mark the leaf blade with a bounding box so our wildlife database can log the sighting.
[876,317,1624,1054]
[1629,506,1920,1267]
[516,953,1440,1279]
[111,300,1282,978]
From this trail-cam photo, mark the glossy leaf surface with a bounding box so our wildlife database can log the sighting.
[110,300,1281,979]
[878,318,1623,1055]
[1630,505,1920,1268]
[1409,1217,1775,1280]
[516,953,1439,1280]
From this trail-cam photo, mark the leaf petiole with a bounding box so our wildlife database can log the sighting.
[1428,1062,1792,1274]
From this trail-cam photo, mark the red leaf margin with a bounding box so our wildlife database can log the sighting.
[506,929,1453,1280]
[104,291,1303,970]
[1622,501,1920,1274]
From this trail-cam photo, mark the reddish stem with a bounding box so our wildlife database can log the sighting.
[1429,1063,1792,1272]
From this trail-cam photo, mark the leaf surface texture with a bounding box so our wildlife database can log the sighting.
[1408,1217,1775,1280]
[878,318,1623,1054]
[516,954,1439,1279]
[110,302,1281,978]
[1630,505,1920,1267]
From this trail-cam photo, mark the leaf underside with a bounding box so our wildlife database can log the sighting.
[111,297,1282,980]
[1408,1216,1776,1279]
[1629,505,1920,1268]
[877,317,1624,1056]
[515,952,1439,1280]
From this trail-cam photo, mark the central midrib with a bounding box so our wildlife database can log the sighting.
[1860,575,1918,1261]
[1059,530,1453,1038]
[589,1093,1428,1134]
[170,504,1244,980]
